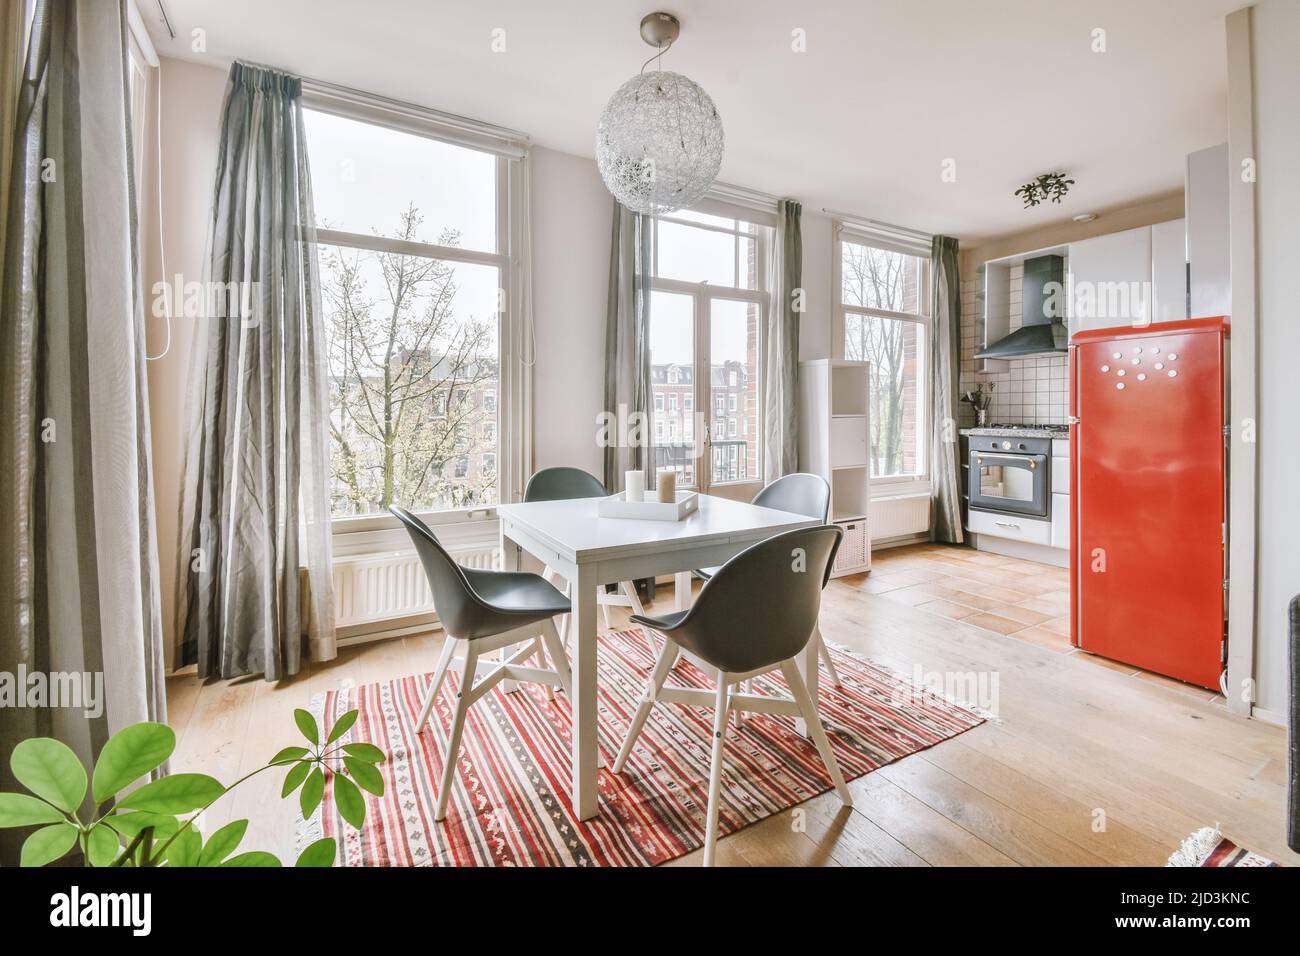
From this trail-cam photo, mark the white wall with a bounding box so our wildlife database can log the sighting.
[1246,0,1300,718]
[142,56,228,668]
[798,208,834,362]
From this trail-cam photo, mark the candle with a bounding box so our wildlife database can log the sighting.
[657,469,677,504]
[624,470,645,502]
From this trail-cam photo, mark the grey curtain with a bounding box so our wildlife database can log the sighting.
[0,0,167,863]
[603,201,654,492]
[929,235,964,543]
[175,62,335,681]
[765,199,802,481]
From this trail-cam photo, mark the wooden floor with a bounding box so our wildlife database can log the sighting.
[167,542,1299,867]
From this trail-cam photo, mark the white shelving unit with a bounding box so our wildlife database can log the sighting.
[798,359,871,576]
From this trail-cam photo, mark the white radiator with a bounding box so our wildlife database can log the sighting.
[870,493,931,541]
[331,544,501,629]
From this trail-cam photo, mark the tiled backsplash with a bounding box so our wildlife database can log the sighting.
[958,264,1068,428]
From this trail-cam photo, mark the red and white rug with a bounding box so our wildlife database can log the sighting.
[1167,826,1281,867]
[302,629,985,866]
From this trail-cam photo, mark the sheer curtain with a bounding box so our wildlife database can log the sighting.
[0,0,167,863]
[175,62,335,680]
[765,199,802,481]
[929,235,964,543]
[603,200,654,493]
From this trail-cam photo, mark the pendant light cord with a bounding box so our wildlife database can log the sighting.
[638,39,672,75]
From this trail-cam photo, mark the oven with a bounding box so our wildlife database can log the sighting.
[968,435,1051,518]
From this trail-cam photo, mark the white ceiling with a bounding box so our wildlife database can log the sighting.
[143,0,1239,240]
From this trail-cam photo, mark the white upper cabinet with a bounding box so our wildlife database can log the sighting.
[1151,218,1188,324]
[1067,225,1153,333]
[1186,144,1231,318]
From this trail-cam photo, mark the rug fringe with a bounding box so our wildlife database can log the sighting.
[1166,824,1221,867]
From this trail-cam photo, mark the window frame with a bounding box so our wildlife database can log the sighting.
[833,224,933,494]
[648,208,770,499]
[301,84,532,536]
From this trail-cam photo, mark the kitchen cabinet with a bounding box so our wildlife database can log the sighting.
[1151,218,1188,324]
[1067,225,1152,332]
[1186,144,1230,317]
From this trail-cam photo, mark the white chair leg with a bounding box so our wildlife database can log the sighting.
[816,626,842,688]
[533,635,557,701]
[600,590,613,632]
[435,644,480,822]
[780,659,852,806]
[612,640,680,773]
[539,618,573,699]
[417,637,458,732]
[702,677,731,867]
[619,580,658,655]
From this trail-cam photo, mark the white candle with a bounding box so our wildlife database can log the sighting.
[624,470,645,502]
[657,469,677,504]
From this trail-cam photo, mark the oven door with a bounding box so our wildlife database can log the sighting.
[969,450,1049,517]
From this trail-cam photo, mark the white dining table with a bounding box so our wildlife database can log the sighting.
[497,492,822,821]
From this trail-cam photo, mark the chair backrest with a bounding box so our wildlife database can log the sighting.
[524,466,607,502]
[752,473,831,523]
[389,505,483,638]
[672,525,842,674]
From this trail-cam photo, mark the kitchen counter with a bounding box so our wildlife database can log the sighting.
[961,427,1068,440]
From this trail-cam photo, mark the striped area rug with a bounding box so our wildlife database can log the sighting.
[301,629,985,866]
[1167,827,1281,867]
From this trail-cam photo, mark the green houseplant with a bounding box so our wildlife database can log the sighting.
[0,709,384,867]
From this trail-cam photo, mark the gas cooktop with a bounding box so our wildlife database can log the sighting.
[986,422,1069,433]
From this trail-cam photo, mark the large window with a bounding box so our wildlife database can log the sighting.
[304,108,509,519]
[838,236,930,482]
[648,210,768,494]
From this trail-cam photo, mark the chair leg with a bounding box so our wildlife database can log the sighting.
[600,590,613,632]
[780,660,852,806]
[435,644,480,822]
[539,618,573,699]
[417,637,458,732]
[534,635,557,701]
[619,580,658,655]
[612,640,680,773]
[815,626,842,688]
[702,677,731,867]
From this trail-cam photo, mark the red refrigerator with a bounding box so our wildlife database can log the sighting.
[1068,316,1228,689]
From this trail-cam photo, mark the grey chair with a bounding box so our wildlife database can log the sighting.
[525,466,656,654]
[695,473,843,689]
[390,505,573,821]
[612,525,853,866]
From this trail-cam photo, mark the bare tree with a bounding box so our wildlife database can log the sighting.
[322,205,498,515]
[841,244,919,475]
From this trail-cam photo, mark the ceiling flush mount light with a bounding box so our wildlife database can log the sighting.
[1015,172,1076,208]
[595,12,724,215]
[1072,212,1098,223]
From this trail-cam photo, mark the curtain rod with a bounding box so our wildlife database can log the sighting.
[820,207,933,242]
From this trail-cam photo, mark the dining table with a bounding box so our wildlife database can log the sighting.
[497,492,822,820]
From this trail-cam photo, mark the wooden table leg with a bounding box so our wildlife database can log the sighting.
[570,564,599,820]
[793,623,822,739]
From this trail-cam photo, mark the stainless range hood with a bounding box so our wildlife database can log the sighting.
[975,254,1068,360]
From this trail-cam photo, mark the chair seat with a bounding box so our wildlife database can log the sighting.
[458,568,571,640]
[630,609,689,632]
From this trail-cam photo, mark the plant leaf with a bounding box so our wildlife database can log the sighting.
[294,709,318,746]
[20,822,79,867]
[116,773,225,815]
[198,819,248,867]
[165,824,203,868]
[281,760,312,798]
[269,746,309,766]
[325,709,358,744]
[299,768,324,819]
[294,837,336,867]
[341,742,385,764]
[10,738,87,813]
[333,774,366,830]
[85,824,122,867]
[103,811,179,841]
[221,851,281,867]
[343,756,384,797]
[91,722,176,805]
[0,793,66,828]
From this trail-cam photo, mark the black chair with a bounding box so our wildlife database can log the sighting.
[612,525,852,866]
[390,505,573,821]
[524,466,657,653]
[695,473,842,689]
